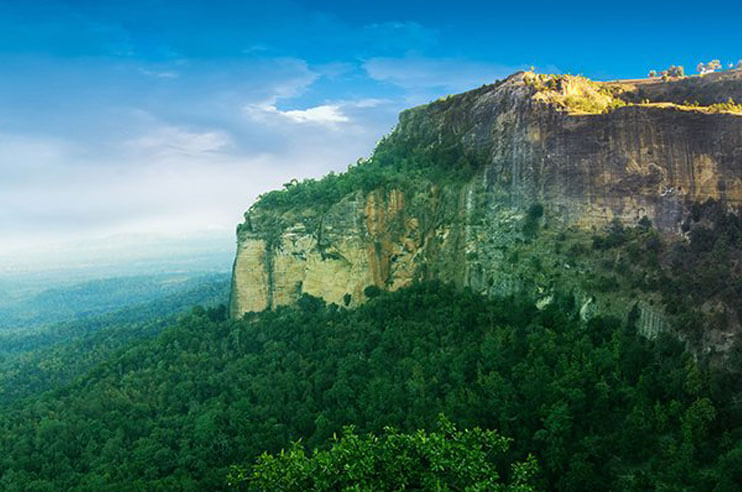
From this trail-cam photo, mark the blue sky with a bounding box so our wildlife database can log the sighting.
[1,0,740,272]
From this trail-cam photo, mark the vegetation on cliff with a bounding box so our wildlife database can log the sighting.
[613,68,742,108]
[680,97,742,114]
[525,70,742,115]
[247,130,477,221]
[0,282,739,491]
[525,72,628,114]
[580,199,742,354]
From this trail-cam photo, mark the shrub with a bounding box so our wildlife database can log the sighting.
[363,285,383,299]
[527,203,544,220]
[592,218,628,250]
[523,203,544,238]
[707,98,742,114]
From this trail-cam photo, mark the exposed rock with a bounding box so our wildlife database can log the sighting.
[229,71,742,359]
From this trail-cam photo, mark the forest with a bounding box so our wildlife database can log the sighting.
[0,281,738,491]
[0,273,229,407]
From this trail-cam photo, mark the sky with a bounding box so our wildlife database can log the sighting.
[1,0,740,274]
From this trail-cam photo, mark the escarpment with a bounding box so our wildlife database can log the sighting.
[231,71,742,362]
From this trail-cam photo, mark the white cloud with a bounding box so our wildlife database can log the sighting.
[238,57,396,128]
[278,104,349,124]
[244,96,392,127]
[247,101,349,125]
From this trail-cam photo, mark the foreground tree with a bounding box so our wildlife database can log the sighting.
[228,417,540,492]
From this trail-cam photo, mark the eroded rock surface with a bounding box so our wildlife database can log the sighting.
[230,72,742,359]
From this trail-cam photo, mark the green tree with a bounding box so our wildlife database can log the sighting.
[363,285,383,299]
[228,416,540,492]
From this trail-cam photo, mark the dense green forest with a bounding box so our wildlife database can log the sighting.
[0,282,738,491]
[0,273,229,407]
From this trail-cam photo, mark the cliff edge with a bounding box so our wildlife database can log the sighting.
[230,70,742,363]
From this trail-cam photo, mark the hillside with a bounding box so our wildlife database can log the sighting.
[230,70,742,366]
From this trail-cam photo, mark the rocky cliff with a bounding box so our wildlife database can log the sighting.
[230,70,742,360]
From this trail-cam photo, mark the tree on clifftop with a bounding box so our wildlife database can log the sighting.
[667,65,685,77]
[668,65,685,77]
[652,65,684,78]
[698,59,722,74]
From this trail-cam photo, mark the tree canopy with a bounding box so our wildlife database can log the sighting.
[229,416,539,492]
[0,281,737,491]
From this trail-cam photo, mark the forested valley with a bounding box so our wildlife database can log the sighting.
[0,273,229,407]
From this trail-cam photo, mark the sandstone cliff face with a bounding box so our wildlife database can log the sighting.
[230,72,742,336]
